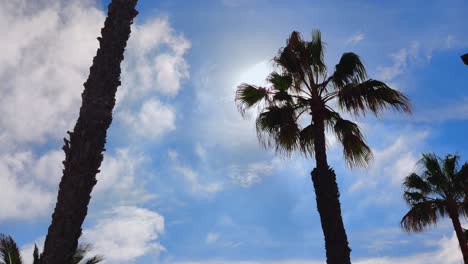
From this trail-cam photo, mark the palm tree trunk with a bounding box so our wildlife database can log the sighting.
[40,1,138,264]
[448,201,468,263]
[311,114,351,264]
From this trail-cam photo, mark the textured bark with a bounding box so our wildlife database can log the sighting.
[448,201,468,264]
[311,115,352,264]
[41,1,138,264]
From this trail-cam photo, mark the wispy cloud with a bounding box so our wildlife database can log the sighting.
[346,32,365,45]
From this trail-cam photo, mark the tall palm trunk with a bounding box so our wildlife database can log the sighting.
[41,1,138,263]
[311,113,351,264]
[448,199,468,263]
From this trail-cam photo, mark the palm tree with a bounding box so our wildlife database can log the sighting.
[401,153,468,263]
[0,234,22,264]
[235,30,411,264]
[1,234,103,264]
[40,1,138,264]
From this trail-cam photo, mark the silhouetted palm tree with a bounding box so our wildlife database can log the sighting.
[0,234,102,264]
[40,1,138,264]
[236,30,411,264]
[401,153,468,263]
[0,234,22,264]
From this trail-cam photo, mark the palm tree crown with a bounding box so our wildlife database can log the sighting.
[401,153,468,232]
[0,234,22,264]
[236,30,411,167]
[0,234,103,264]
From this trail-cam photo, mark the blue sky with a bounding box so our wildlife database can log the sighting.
[1,0,468,263]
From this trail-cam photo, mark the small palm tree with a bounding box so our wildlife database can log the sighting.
[0,234,22,264]
[235,30,411,264]
[0,234,103,264]
[401,153,468,263]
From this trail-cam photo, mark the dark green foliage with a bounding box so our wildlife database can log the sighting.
[0,234,22,264]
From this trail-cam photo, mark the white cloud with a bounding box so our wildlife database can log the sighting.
[82,206,165,263]
[377,42,420,82]
[0,1,189,149]
[94,148,154,204]
[119,99,176,140]
[0,2,104,145]
[21,236,45,264]
[195,143,207,160]
[0,151,57,220]
[230,159,278,188]
[174,232,462,264]
[0,147,152,222]
[206,232,221,244]
[346,33,365,45]
[33,150,64,186]
[175,165,223,195]
[370,131,428,186]
[120,17,190,100]
[169,150,223,195]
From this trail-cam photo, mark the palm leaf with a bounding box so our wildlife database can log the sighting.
[332,52,367,88]
[83,256,104,264]
[235,84,269,115]
[299,124,315,156]
[332,116,372,167]
[0,234,22,264]
[70,243,103,264]
[267,72,293,91]
[443,154,459,179]
[256,105,300,154]
[336,79,411,116]
[274,31,307,80]
[401,200,439,232]
[403,173,432,194]
[420,153,448,195]
[307,30,327,78]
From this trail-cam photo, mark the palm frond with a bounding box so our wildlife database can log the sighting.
[83,256,104,264]
[0,234,22,264]
[299,124,315,156]
[273,91,293,103]
[235,83,269,115]
[71,243,103,264]
[457,162,468,196]
[443,154,459,179]
[71,243,92,264]
[419,153,448,195]
[401,200,439,232]
[256,105,300,155]
[267,72,293,91]
[274,31,307,80]
[403,191,426,205]
[332,52,367,88]
[332,116,372,167]
[336,79,411,116]
[403,173,432,194]
[307,30,327,78]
